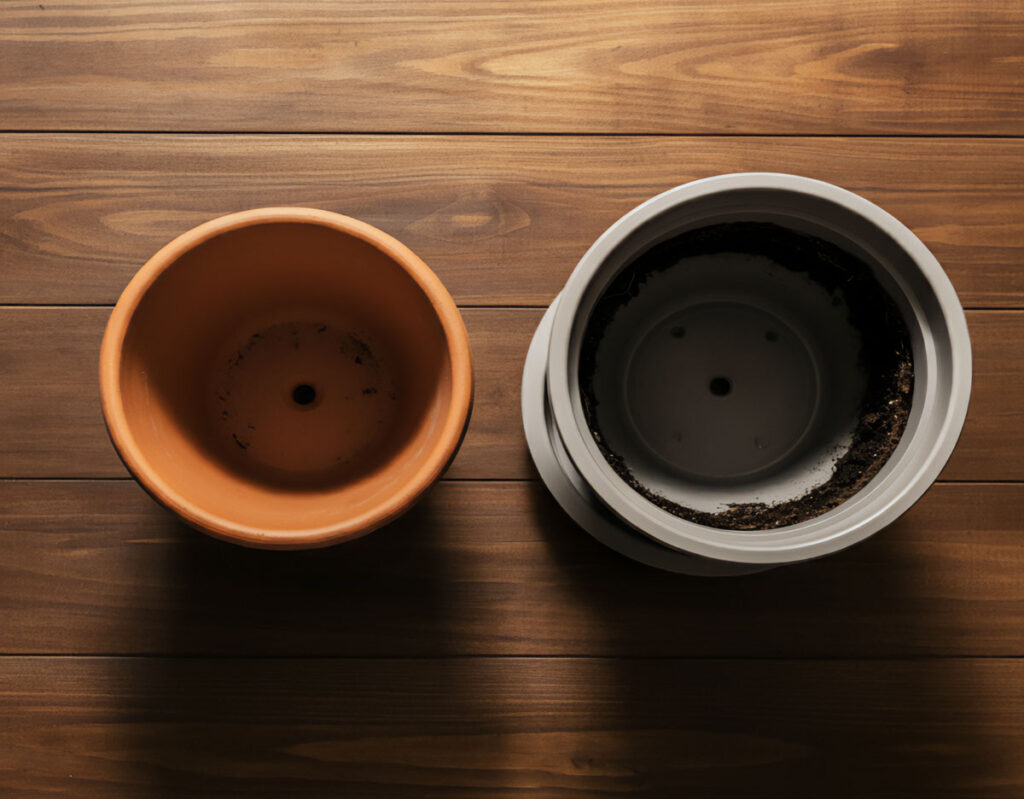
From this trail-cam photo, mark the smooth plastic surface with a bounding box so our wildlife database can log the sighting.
[589,252,863,512]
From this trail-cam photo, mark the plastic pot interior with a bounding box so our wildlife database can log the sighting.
[547,173,971,565]
[100,208,472,548]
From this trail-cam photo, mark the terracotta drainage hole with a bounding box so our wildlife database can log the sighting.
[292,383,317,406]
[709,376,732,396]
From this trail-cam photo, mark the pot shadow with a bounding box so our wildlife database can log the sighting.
[527,485,999,798]
[125,487,473,798]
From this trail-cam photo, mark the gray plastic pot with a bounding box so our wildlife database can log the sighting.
[537,173,971,569]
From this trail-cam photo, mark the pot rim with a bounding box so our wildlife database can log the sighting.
[546,173,972,564]
[99,207,473,549]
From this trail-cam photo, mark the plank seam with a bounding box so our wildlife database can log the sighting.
[1,305,1023,312]
[0,477,1020,485]
[0,654,1022,661]
[2,130,1024,139]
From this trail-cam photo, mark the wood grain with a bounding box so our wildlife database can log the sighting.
[3,134,1024,307]
[0,307,1019,480]
[2,656,1022,797]
[2,1,1022,134]
[2,0,1022,794]
[1,480,1022,657]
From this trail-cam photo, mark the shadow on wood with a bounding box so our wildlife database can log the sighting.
[0,481,1019,795]
[527,486,1004,797]
[131,497,466,797]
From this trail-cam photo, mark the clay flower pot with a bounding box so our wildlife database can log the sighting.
[100,208,472,549]
[526,174,971,573]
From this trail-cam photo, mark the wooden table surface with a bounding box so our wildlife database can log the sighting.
[2,2,1023,796]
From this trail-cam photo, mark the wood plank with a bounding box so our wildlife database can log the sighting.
[1,480,1022,657]
[1,1,1022,134]
[943,312,1024,480]
[2,134,1024,307]
[0,308,1019,480]
[1,656,1022,797]
[0,307,533,479]
[0,309,118,477]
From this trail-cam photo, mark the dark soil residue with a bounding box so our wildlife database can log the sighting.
[579,222,914,530]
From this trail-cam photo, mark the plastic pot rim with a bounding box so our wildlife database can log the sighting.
[545,173,972,565]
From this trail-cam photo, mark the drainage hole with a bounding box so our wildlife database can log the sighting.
[765,330,779,342]
[292,383,317,405]
[709,377,732,396]
[670,325,686,339]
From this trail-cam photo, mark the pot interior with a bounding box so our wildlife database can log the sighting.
[580,221,914,530]
[116,221,454,533]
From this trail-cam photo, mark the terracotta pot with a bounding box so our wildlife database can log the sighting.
[100,208,472,549]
